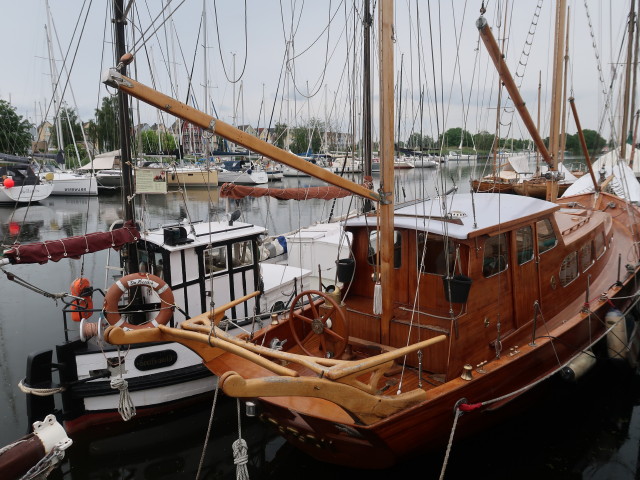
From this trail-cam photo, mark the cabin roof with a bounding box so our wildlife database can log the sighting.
[345,193,559,240]
[140,220,267,251]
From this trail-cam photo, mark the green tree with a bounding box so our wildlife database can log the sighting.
[273,123,288,149]
[290,119,324,154]
[139,130,159,154]
[94,96,120,151]
[473,131,495,152]
[406,132,434,150]
[0,100,33,155]
[581,129,606,154]
[439,128,474,150]
[84,120,98,157]
[290,126,308,154]
[159,132,176,154]
[51,107,83,150]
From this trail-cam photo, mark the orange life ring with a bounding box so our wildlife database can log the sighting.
[104,273,174,330]
[70,277,93,322]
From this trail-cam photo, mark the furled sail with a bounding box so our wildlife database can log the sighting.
[220,182,355,200]
[2,222,140,265]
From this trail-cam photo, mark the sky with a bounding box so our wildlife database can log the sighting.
[0,1,634,147]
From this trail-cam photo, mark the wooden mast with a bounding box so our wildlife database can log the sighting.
[559,7,570,165]
[362,0,372,178]
[621,1,636,159]
[378,0,394,343]
[536,71,541,174]
[476,16,553,168]
[549,0,567,172]
[113,0,138,275]
[568,97,599,191]
[491,5,508,181]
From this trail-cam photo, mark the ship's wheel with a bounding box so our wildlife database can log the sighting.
[288,290,348,358]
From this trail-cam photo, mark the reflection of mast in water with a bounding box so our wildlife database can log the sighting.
[0,318,18,424]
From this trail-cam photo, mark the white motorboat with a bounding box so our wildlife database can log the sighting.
[0,158,54,204]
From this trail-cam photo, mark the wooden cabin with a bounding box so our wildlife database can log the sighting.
[342,193,614,380]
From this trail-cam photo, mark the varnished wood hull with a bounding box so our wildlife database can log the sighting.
[219,192,640,466]
[512,179,571,198]
[104,192,640,469]
[471,178,515,193]
[215,281,637,467]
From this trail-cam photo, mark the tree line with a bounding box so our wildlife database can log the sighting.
[0,97,613,165]
[404,127,608,156]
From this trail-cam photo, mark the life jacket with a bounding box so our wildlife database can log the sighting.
[70,277,94,322]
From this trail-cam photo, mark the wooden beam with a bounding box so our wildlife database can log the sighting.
[101,68,379,202]
[476,16,553,168]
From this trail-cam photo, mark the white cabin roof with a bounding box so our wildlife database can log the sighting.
[141,220,267,251]
[344,193,558,240]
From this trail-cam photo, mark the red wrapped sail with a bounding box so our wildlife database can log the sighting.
[220,182,354,200]
[2,222,140,265]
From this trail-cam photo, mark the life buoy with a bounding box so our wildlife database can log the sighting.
[104,273,174,330]
[70,277,94,322]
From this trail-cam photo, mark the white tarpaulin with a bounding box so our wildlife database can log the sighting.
[79,150,120,170]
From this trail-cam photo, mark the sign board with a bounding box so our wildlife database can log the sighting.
[135,168,167,194]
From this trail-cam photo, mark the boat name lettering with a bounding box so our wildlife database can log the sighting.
[134,350,178,371]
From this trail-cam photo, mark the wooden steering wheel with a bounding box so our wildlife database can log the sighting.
[288,290,348,358]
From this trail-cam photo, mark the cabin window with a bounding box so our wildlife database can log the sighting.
[204,245,228,274]
[232,240,253,267]
[417,233,455,275]
[483,234,508,277]
[516,226,534,265]
[594,231,606,259]
[559,251,579,286]
[137,249,165,279]
[537,218,557,254]
[368,230,401,268]
[580,243,593,272]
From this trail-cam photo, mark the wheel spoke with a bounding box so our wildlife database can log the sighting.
[324,328,345,343]
[307,295,320,318]
[293,310,313,326]
[319,306,336,324]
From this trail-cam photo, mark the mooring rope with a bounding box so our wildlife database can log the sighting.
[110,376,136,421]
[18,380,65,396]
[233,399,250,480]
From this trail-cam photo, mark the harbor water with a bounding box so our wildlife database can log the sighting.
[1,160,639,479]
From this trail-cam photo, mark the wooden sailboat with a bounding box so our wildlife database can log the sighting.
[100,2,640,470]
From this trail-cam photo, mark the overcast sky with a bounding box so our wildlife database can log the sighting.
[0,1,633,146]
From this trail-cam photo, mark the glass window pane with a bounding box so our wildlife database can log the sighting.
[418,233,454,275]
[204,245,227,274]
[516,226,534,265]
[232,240,253,267]
[559,251,579,286]
[594,231,605,259]
[580,243,593,272]
[537,218,557,254]
[483,234,508,277]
